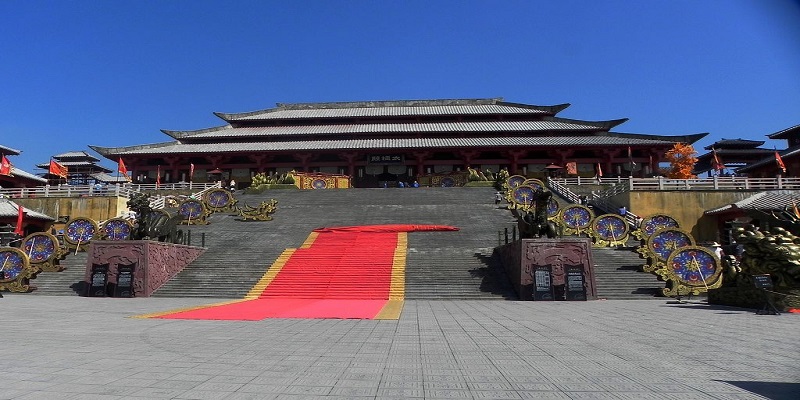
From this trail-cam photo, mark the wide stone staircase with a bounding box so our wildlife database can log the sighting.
[23,251,88,296]
[591,245,664,299]
[153,187,519,299]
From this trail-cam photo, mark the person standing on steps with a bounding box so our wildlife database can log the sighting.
[495,192,503,205]
[229,179,236,192]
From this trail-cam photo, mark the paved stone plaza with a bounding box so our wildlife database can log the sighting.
[1,295,797,399]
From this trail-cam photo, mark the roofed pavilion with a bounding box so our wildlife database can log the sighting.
[694,138,774,176]
[90,98,707,187]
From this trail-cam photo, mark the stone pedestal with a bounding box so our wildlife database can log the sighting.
[85,241,205,297]
[499,238,597,301]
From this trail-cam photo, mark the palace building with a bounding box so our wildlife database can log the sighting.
[90,98,707,187]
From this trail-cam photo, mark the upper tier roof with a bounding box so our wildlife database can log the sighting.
[704,138,765,150]
[52,151,101,161]
[0,144,22,155]
[768,124,800,140]
[162,118,628,140]
[214,98,570,121]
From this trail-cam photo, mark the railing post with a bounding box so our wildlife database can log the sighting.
[778,176,784,189]
[713,175,719,189]
[187,230,191,246]
[201,232,206,248]
[628,176,634,191]
[504,228,509,244]
[44,185,50,197]
[658,176,664,190]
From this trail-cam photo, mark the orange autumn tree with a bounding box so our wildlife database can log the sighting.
[664,143,697,179]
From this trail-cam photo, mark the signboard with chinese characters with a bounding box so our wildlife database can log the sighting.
[368,154,404,164]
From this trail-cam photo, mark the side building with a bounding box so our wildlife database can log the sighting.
[90,98,707,188]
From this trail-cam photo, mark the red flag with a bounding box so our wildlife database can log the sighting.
[596,163,603,177]
[48,159,68,178]
[0,155,12,176]
[118,158,129,178]
[14,204,24,236]
[775,151,787,173]
[156,165,161,188]
[189,163,195,182]
[712,148,725,171]
[627,146,636,166]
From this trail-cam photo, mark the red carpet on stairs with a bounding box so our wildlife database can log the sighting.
[152,224,457,320]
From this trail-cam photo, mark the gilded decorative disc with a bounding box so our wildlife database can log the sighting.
[506,175,526,188]
[63,217,98,246]
[22,232,59,263]
[592,214,629,242]
[560,205,594,230]
[664,246,722,288]
[102,218,132,241]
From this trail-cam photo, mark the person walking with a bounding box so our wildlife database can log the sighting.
[495,192,503,205]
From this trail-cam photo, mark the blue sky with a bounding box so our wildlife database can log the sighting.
[2,0,799,172]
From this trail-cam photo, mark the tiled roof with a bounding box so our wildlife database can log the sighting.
[705,190,800,215]
[36,161,112,172]
[53,151,101,161]
[704,138,765,150]
[173,119,608,140]
[767,124,800,140]
[91,173,130,183]
[9,167,47,183]
[0,199,55,221]
[0,144,22,155]
[216,99,566,121]
[109,135,679,155]
[736,146,798,173]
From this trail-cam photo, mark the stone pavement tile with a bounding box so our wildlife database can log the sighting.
[235,383,287,393]
[173,390,232,400]
[517,391,572,399]
[338,372,381,381]
[191,381,246,392]
[149,379,203,390]
[222,393,280,400]
[424,374,469,383]
[281,385,333,395]
[167,373,215,382]
[424,380,471,390]
[463,374,511,383]
[596,382,651,392]
[291,378,339,387]
[471,390,523,399]
[380,379,423,389]
[0,389,28,400]
[206,374,257,384]
[296,372,342,380]
[562,391,619,399]
[511,382,561,391]
[245,376,295,385]
[554,383,608,392]
[376,387,425,398]
[12,392,81,400]
[127,387,189,398]
[612,392,672,399]
[708,394,776,400]
[328,386,379,396]
[424,389,473,398]
[467,381,516,390]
